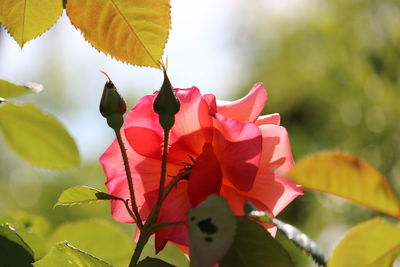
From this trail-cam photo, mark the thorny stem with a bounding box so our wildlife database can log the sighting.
[157,129,170,204]
[128,129,172,266]
[115,130,143,230]
[129,230,150,267]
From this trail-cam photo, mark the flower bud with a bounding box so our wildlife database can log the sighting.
[99,77,126,130]
[100,80,126,118]
[153,71,180,131]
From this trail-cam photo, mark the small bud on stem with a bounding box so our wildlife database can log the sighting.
[99,71,126,130]
[153,71,180,130]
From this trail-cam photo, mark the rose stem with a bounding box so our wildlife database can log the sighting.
[128,129,171,266]
[114,129,143,230]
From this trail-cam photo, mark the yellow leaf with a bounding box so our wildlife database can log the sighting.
[289,151,400,218]
[328,218,400,267]
[0,0,63,47]
[66,0,171,68]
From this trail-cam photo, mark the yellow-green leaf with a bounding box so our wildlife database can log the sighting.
[289,151,400,218]
[34,242,112,267]
[47,219,132,267]
[66,0,171,68]
[54,186,122,207]
[0,102,80,169]
[0,0,63,47]
[0,79,43,98]
[328,218,400,267]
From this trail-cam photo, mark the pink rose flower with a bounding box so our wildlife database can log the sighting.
[100,83,303,253]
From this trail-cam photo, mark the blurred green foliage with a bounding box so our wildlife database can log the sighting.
[235,0,400,265]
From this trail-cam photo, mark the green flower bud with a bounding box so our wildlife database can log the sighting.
[99,72,126,131]
[153,71,180,131]
[100,80,126,118]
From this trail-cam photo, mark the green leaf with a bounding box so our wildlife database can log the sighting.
[137,257,174,267]
[220,218,294,267]
[0,212,50,259]
[0,102,80,169]
[0,0,63,47]
[0,223,35,266]
[54,186,122,207]
[34,242,112,267]
[188,194,237,267]
[47,219,132,267]
[140,236,189,267]
[329,218,400,267]
[0,79,43,98]
[289,151,400,218]
[245,203,326,266]
[66,0,171,68]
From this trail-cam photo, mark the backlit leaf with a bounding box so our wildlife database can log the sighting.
[328,218,400,267]
[140,236,189,266]
[0,223,35,266]
[0,79,43,98]
[0,102,80,169]
[47,219,132,267]
[289,151,400,218]
[0,0,63,47]
[137,257,174,267]
[220,218,293,267]
[34,242,112,267]
[54,186,122,207]
[66,0,171,68]
[0,212,50,259]
[188,194,236,267]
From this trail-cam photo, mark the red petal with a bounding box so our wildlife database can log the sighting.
[213,113,262,192]
[124,94,163,159]
[188,143,222,206]
[258,124,294,175]
[255,113,281,126]
[152,182,191,253]
[216,83,267,123]
[99,130,180,223]
[124,88,212,164]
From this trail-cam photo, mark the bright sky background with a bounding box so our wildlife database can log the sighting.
[0,0,305,161]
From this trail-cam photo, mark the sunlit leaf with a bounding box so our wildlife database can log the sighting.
[34,241,112,267]
[54,186,122,207]
[188,194,236,267]
[220,218,294,267]
[0,102,80,169]
[47,219,132,267]
[0,212,50,259]
[0,0,63,47]
[0,80,43,98]
[329,218,400,267]
[137,257,174,267]
[141,236,189,267]
[289,151,400,218]
[0,224,35,266]
[66,0,171,68]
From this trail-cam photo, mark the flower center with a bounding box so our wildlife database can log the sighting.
[176,155,196,180]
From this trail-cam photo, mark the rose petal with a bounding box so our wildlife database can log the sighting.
[99,131,180,223]
[125,88,212,164]
[124,94,163,159]
[255,113,281,126]
[213,113,262,192]
[188,143,222,206]
[216,83,267,123]
[258,124,295,175]
[151,182,191,252]
[242,174,303,216]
